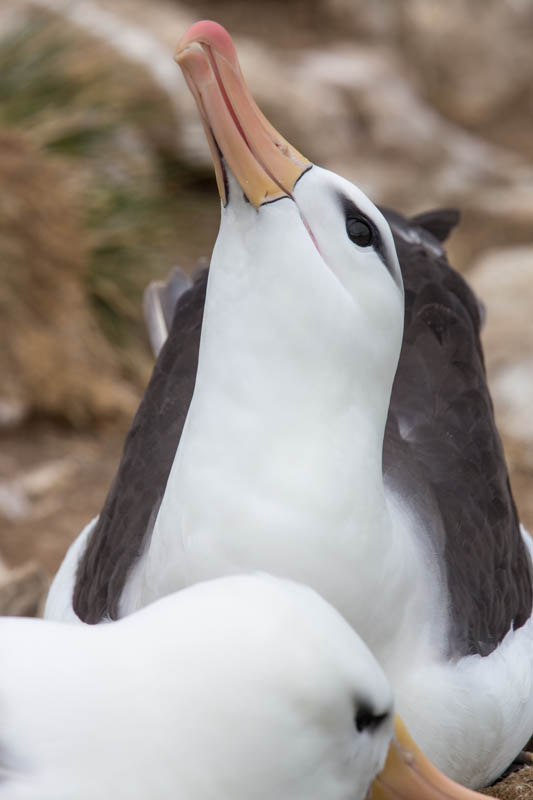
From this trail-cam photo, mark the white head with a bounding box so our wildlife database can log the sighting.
[114,576,486,800]
[2,581,487,800]
[131,573,394,800]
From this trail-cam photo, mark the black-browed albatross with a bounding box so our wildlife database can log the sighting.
[45,20,533,789]
[9,572,486,800]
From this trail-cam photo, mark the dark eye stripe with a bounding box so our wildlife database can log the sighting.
[354,701,390,733]
[338,193,401,288]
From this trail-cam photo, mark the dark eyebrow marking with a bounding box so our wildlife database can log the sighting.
[338,193,401,288]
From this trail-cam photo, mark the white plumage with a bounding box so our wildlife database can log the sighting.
[1,575,394,800]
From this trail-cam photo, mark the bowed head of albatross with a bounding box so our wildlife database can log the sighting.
[0,574,489,800]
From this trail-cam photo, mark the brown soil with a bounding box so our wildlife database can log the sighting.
[0,418,130,576]
[482,765,533,799]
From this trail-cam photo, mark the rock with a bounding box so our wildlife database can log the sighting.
[323,0,533,159]
[469,247,533,370]
[0,459,78,522]
[468,246,533,516]
[490,361,533,467]
[0,484,30,522]
[398,1,533,159]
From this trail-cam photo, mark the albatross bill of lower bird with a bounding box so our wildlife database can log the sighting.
[0,574,490,800]
[45,19,533,789]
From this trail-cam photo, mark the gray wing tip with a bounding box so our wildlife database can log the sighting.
[143,267,193,357]
[143,282,169,358]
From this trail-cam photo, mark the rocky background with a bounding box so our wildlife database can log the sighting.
[1,0,533,646]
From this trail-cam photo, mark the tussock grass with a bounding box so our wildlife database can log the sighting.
[0,9,219,354]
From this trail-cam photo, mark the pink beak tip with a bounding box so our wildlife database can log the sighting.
[177,20,237,62]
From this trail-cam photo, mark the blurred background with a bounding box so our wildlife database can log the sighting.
[1,0,533,614]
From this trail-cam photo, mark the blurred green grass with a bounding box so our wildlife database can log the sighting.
[0,10,219,356]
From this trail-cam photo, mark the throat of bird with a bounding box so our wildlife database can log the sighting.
[170,391,390,543]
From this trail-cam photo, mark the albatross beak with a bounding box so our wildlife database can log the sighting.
[175,20,311,208]
[371,717,493,800]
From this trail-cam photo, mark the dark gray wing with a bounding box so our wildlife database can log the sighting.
[73,268,208,623]
[382,207,532,658]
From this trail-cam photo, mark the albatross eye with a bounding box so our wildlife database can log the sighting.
[346,217,373,247]
[355,704,389,733]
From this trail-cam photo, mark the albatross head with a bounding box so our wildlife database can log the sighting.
[175,21,404,439]
[143,575,486,800]
[129,574,485,800]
